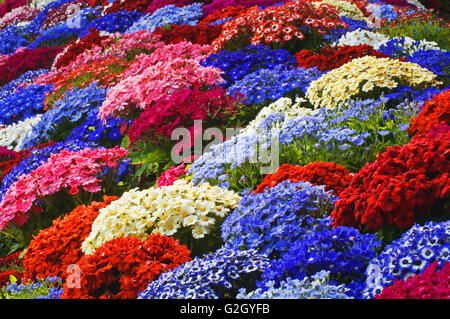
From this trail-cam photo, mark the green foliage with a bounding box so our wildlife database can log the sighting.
[0,277,63,299]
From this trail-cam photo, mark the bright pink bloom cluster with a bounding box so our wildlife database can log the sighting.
[0,147,129,230]
[376,261,450,299]
[99,42,224,120]
[156,164,188,187]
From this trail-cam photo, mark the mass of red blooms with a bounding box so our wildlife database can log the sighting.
[209,0,347,53]
[152,24,222,46]
[0,270,23,288]
[128,87,239,146]
[408,89,450,136]
[41,0,90,30]
[254,162,352,196]
[0,46,63,86]
[0,250,22,266]
[202,0,284,17]
[198,4,243,26]
[0,0,26,19]
[23,196,119,282]
[0,146,18,162]
[296,45,389,72]
[0,141,57,184]
[376,261,450,299]
[51,28,109,70]
[331,130,450,231]
[61,234,191,299]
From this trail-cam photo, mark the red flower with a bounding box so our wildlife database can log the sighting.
[60,234,191,299]
[296,45,389,72]
[409,89,450,136]
[254,162,352,196]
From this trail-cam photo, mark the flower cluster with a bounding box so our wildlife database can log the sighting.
[406,49,450,78]
[202,0,283,17]
[408,89,449,136]
[62,234,191,299]
[305,56,440,109]
[375,261,450,299]
[262,226,381,293]
[222,180,336,257]
[254,162,352,196]
[237,271,352,299]
[128,87,239,146]
[331,130,450,232]
[228,64,322,105]
[82,10,144,34]
[0,84,53,126]
[210,0,347,53]
[364,220,450,298]
[144,0,196,15]
[156,164,188,187]
[0,140,91,202]
[23,196,118,282]
[0,46,62,86]
[138,246,270,299]
[201,44,297,87]
[296,45,388,72]
[0,147,129,230]
[99,42,224,120]
[152,23,222,46]
[82,179,241,255]
[126,3,203,34]
[20,83,108,148]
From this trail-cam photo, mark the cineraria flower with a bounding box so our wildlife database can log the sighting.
[82,179,241,255]
[409,89,450,136]
[222,180,336,257]
[23,196,119,282]
[254,162,352,196]
[306,56,441,109]
[0,147,129,230]
[20,82,109,149]
[0,84,53,126]
[377,36,442,58]
[156,164,188,187]
[200,45,297,87]
[262,226,381,290]
[405,49,450,77]
[375,261,450,299]
[0,68,48,101]
[228,65,323,105]
[81,10,144,35]
[364,220,450,298]
[62,234,191,299]
[0,139,97,203]
[138,246,270,299]
[237,271,352,299]
[331,130,449,232]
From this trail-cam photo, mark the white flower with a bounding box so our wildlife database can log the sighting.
[0,114,42,151]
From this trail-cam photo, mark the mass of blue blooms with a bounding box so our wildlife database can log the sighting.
[201,45,297,87]
[364,220,450,298]
[0,84,54,126]
[126,3,203,34]
[83,10,144,34]
[0,69,49,101]
[5,276,64,299]
[261,226,381,298]
[20,83,109,149]
[0,25,30,55]
[406,49,450,78]
[222,180,336,257]
[228,65,323,104]
[138,246,270,299]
